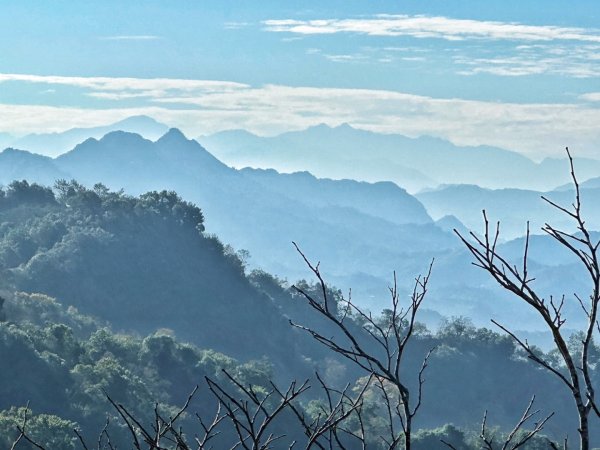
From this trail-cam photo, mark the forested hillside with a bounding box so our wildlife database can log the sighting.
[0,180,597,448]
[0,180,334,378]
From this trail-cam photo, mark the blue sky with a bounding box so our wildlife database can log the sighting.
[0,0,599,158]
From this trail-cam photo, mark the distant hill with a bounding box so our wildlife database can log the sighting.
[0,130,460,312]
[8,115,169,157]
[416,184,600,240]
[0,148,68,187]
[554,175,600,191]
[0,180,331,381]
[238,168,431,225]
[435,215,469,235]
[198,124,600,193]
[1,128,595,331]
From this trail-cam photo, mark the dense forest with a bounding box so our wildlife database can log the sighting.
[0,179,598,448]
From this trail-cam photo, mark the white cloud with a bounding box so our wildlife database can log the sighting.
[305,46,428,66]
[0,73,249,105]
[401,56,426,62]
[324,54,368,63]
[263,15,600,43]
[580,92,600,102]
[455,44,600,78]
[0,73,248,93]
[267,16,600,78]
[0,73,599,159]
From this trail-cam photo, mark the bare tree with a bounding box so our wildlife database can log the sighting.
[205,369,310,450]
[456,149,600,450]
[291,242,435,450]
[12,370,371,450]
[99,386,200,449]
[441,396,553,450]
[283,371,371,450]
[74,418,117,450]
[478,396,554,450]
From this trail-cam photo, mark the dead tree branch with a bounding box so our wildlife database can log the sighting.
[205,369,310,450]
[291,242,435,450]
[456,148,599,450]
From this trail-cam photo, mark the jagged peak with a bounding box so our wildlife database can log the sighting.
[2,147,32,155]
[0,147,55,162]
[157,128,189,144]
[113,115,165,127]
[333,122,355,131]
[100,130,147,142]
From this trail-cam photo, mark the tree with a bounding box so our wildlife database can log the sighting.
[456,149,599,450]
[3,405,77,450]
[290,242,435,450]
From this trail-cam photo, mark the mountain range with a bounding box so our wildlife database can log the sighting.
[0,125,596,334]
[4,115,168,157]
[5,116,598,193]
[198,123,600,193]
[416,183,600,240]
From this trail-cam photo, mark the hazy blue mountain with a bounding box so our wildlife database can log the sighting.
[580,177,600,190]
[239,168,431,225]
[4,128,594,331]
[0,148,68,187]
[199,124,600,193]
[416,184,600,240]
[39,130,456,310]
[0,182,339,385]
[435,215,468,236]
[554,174,600,191]
[201,125,436,193]
[9,115,169,157]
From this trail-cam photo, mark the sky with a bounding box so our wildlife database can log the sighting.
[0,0,599,159]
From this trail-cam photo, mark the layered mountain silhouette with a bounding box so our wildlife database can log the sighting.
[0,127,594,330]
[199,123,600,193]
[7,115,168,157]
[417,183,600,239]
[0,148,67,186]
[0,129,459,308]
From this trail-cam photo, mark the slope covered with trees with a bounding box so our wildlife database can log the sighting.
[0,179,323,377]
[0,180,597,448]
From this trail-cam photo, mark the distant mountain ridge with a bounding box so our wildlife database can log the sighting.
[416,183,600,239]
[1,126,596,332]
[6,115,169,157]
[0,148,68,186]
[199,123,600,193]
[239,168,431,225]
[0,129,462,313]
[5,116,597,194]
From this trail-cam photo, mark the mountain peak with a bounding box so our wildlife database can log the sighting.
[305,123,334,132]
[2,147,29,155]
[157,128,189,144]
[99,130,149,145]
[0,147,55,163]
[334,122,355,131]
[304,122,357,134]
[113,115,165,128]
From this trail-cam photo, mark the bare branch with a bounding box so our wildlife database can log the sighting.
[457,148,598,450]
[292,243,434,450]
